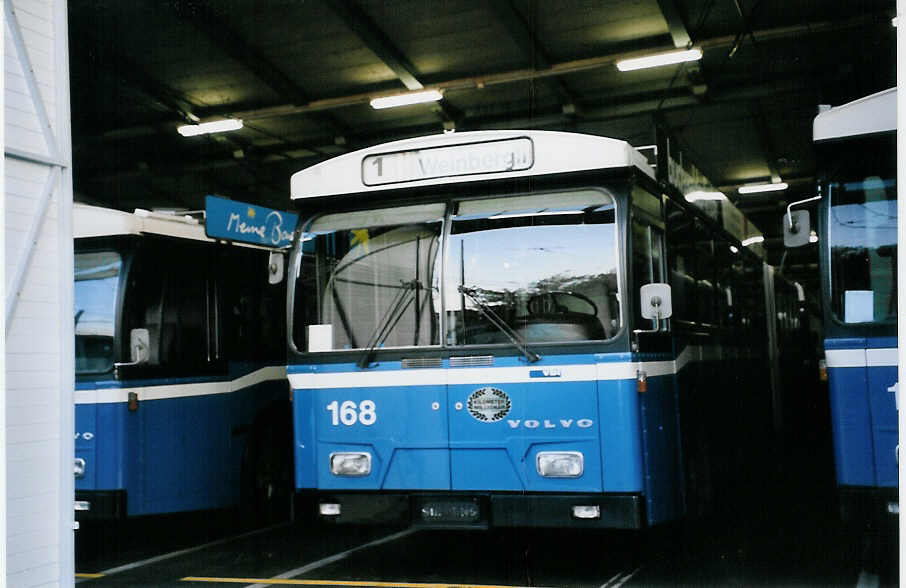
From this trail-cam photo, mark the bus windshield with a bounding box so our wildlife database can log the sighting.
[445,191,619,345]
[296,203,445,352]
[75,251,122,373]
[829,172,897,325]
[293,189,621,353]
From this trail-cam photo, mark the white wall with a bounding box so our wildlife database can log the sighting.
[4,0,74,585]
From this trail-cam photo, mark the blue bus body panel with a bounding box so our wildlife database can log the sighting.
[826,337,898,489]
[76,369,285,516]
[315,383,449,491]
[76,381,125,491]
[290,351,684,526]
[597,377,644,493]
[447,375,601,493]
[868,364,898,486]
[638,364,683,525]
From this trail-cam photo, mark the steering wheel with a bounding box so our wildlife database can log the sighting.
[528,291,598,316]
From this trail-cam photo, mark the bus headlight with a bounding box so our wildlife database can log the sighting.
[536,451,583,477]
[74,458,86,478]
[329,452,371,477]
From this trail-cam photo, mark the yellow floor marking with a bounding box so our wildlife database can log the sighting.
[182,577,551,588]
[75,573,105,579]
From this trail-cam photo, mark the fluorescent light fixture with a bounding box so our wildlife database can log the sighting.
[742,235,765,246]
[370,89,443,109]
[684,190,726,202]
[738,181,788,194]
[177,119,243,137]
[616,48,702,72]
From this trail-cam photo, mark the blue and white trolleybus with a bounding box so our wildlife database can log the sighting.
[288,130,778,529]
[74,203,291,522]
[812,88,898,527]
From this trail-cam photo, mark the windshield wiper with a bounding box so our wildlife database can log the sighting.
[357,279,421,369]
[458,285,540,363]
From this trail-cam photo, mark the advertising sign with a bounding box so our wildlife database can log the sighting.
[204,195,298,248]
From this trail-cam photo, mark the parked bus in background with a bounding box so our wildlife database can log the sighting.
[286,130,788,529]
[74,202,292,525]
[807,88,898,566]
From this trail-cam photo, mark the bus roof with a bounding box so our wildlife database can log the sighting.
[74,203,211,242]
[290,130,654,200]
[813,87,896,142]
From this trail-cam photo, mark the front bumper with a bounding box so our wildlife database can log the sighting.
[310,492,644,529]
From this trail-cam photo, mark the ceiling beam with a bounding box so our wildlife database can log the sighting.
[73,29,199,125]
[325,0,459,125]
[325,0,422,91]
[750,99,783,184]
[79,75,825,183]
[170,0,306,102]
[655,0,692,48]
[211,14,886,123]
[485,1,576,105]
[75,12,886,145]
[169,0,348,135]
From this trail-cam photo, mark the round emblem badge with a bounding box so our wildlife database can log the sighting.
[467,387,511,422]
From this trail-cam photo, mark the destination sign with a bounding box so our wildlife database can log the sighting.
[204,195,298,248]
[361,137,534,185]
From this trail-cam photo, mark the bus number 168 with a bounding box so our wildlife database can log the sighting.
[326,400,377,426]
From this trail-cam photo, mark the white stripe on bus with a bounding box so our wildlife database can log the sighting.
[74,366,287,405]
[825,348,898,368]
[867,348,898,367]
[287,354,697,390]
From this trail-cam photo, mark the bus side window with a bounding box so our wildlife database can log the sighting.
[159,245,208,368]
[631,218,665,324]
[714,238,740,328]
[694,220,716,327]
[219,247,285,362]
[119,246,161,366]
[666,200,695,325]
[122,241,214,374]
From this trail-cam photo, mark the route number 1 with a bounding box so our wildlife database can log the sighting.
[326,400,377,426]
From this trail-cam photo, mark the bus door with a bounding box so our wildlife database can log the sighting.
[118,239,225,514]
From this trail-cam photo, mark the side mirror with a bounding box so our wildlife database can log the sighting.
[640,283,672,319]
[783,210,811,247]
[129,328,150,363]
[114,328,149,375]
[268,251,285,284]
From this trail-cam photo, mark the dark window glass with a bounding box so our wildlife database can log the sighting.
[666,201,696,324]
[221,248,285,361]
[74,251,121,373]
[121,241,213,371]
[160,252,208,366]
[666,203,717,327]
[631,218,664,325]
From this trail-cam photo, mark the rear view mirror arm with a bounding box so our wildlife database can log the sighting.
[786,194,822,231]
